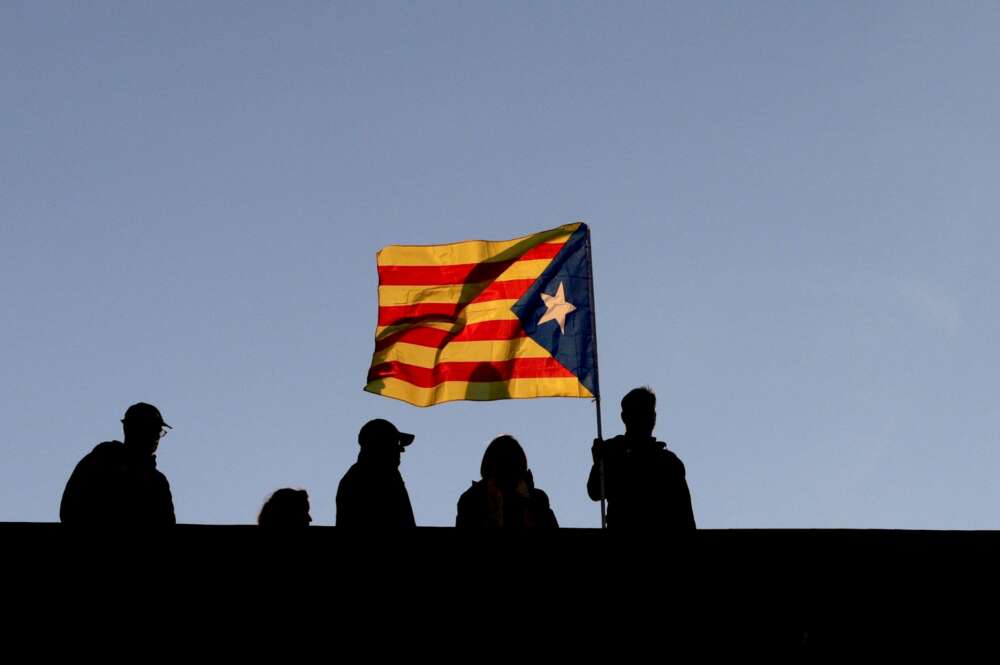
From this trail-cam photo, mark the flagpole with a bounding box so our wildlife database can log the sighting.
[584,225,608,529]
[596,402,607,530]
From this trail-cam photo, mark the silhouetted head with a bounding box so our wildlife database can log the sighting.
[121,402,171,456]
[258,488,311,527]
[480,435,528,489]
[621,387,656,439]
[358,418,414,467]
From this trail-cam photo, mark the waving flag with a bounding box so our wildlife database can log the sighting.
[366,223,598,407]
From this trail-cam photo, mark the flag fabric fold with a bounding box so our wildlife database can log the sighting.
[366,223,598,407]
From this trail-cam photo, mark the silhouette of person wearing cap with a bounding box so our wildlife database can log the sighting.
[335,419,416,528]
[587,387,695,529]
[60,402,176,525]
[258,488,312,527]
[456,435,558,529]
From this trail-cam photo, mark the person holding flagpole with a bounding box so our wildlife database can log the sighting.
[588,387,696,530]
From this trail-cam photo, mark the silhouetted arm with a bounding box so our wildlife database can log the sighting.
[665,454,696,530]
[397,475,417,528]
[532,489,559,528]
[155,473,176,525]
[59,459,88,524]
[677,463,696,530]
[587,437,617,502]
[455,489,472,528]
[335,474,356,527]
[60,452,105,524]
[587,462,603,502]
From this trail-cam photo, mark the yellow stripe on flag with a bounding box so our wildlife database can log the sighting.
[376,224,578,266]
[371,337,552,369]
[365,376,593,407]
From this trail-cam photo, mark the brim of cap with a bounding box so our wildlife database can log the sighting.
[398,432,415,447]
[121,419,172,428]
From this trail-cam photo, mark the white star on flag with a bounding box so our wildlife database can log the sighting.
[538,282,577,334]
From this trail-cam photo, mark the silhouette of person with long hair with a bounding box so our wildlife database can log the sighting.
[258,488,312,527]
[336,419,417,528]
[60,402,176,525]
[456,435,558,529]
[587,387,695,529]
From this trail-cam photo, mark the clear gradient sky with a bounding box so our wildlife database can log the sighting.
[3,2,998,527]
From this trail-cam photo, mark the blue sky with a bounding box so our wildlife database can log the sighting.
[2,2,998,527]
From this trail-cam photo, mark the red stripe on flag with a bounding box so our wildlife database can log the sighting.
[375,320,526,352]
[367,357,574,388]
[378,303,463,327]
[468,279,535,304]
[377,278,535,326]
[377,243,565,285]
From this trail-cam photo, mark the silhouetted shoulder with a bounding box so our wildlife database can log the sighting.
[61,441,129,524]
[65,441,122,484]
[660,447,686,472]
[153,468,172,489]
[529,488,558,528]
[89,440,125,460]
[455,481,485,527]
[531,488,552,508]
[335,463,361,502]
[652,448,687,486]
[457,480,483,504]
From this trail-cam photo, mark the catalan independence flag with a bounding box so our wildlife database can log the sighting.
[365,223,599,407]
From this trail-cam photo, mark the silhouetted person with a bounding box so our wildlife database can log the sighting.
[587,387,695,529]
[456,435,558,529]
[60,402,176,525]
[336,419,416,528]
[258,488,312,527]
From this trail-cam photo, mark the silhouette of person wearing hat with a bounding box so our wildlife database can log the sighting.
[587,387,695,529]
[60,402,176,525]
[258,488,312,528]
[335,419,416,528]
[456,435,558,529]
